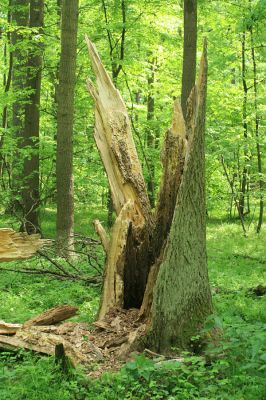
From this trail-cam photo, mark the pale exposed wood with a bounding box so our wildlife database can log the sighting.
[85,36,151,228]
[0,320,22,335]
[98,201,134,320]
[93,220,110,253]
[23,305,78,328]
[0,228,49,262]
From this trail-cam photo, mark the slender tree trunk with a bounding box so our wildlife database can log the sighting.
[56,0,79,257]
[239,32,249,218]
[0,2,12,191]
[2,4,12,132]
[181,0,197,119]
[146,56,156,207]
[10,0,29,210]
[21,0,44,233]
[250,26,263,232]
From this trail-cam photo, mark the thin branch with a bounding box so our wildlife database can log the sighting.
[102,0,114,57]
[221,156,247,236]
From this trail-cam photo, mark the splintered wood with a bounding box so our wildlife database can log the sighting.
[0,305,146,375]
[0,228,48,262]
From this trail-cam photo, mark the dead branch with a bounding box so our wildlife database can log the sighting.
[93,220,110,253]
[23,305,78,328]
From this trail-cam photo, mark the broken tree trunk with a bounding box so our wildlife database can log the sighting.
[86,36,153,314]
[0,228,49,262]
[86,37,187,319]
[86,37,212,351]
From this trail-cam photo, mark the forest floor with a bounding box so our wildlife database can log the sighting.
[0,211,265,400]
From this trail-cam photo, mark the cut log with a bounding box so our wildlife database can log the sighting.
[0,321,22,335]
[23,305,78,328]
[0,228,49,262]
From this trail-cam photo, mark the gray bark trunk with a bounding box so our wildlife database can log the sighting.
[10,0,29,209]
[149,41,213,351]
[21,0,44,233]
[181,0,197,120]
[56,0,79,257]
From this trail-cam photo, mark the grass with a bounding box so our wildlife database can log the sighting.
[0,211,265,399]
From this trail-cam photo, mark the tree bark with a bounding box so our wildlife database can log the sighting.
[150,40,212,351]
[181,0,197,120]
[21,0,44,233]
[56,0,79,257]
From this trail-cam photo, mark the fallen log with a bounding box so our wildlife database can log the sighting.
[23,305,79,328]
[0,324,103,367]
[0,307,147,373]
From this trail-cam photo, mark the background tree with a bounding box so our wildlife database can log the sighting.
[181,0,197,119]
[56,0,79,256]
[21,0,44,233]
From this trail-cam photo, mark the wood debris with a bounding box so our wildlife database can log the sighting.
[0,228,49,262]
[0,321,22,335]
[0,305,147,375]
[23,305,78,327]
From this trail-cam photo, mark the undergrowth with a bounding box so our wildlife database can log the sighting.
[0,215,265,399]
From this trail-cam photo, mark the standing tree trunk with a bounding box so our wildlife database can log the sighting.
[146,56,156,208]
[85,36,212,349]
[10,0,29,210]
[56,0,79,257]
[0,2,12,192]
[21,0,44,233]
[239,31,249,218]
[181,0,197,120]
[250,26,263,233]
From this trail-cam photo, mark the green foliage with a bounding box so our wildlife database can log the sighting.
[0,0,265,398]
[0,221,265,399]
